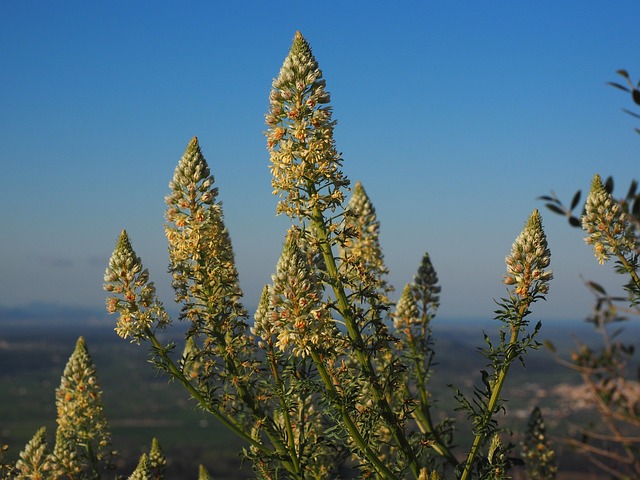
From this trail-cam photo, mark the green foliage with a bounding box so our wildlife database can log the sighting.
[4,31,561,480]
[540,69,640,479]
[99,32,552,479]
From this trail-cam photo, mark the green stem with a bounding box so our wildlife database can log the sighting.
[267,347,302,475]
[459,303,528,480]
[615,247,640,291]
[405,329,457,466]
[310,350,398,480]
[308,198,420,479]
[198,286,301,473]
[144,329,273,456]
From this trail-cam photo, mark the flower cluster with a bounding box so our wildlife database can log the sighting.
[521,407,557,480]
[504,209,552,299]
[14,428,53,479]
[410,252,441,321]
[252,229,338,357]
[104,230,169,341]
[165,137,244,325]
[53,337,113,478]
[393,284,420,330]
[582,173,636,265]
[266,31,349,219]
[342,181,391,297]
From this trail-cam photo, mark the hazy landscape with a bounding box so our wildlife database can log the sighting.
[2,306,635,479]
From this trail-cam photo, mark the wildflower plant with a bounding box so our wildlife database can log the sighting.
[52,336,114,479]
[93,31,554,479]
[540,75,640,479]
[14,428,53,480]
[0,31,561,480]
[454,210,551,480]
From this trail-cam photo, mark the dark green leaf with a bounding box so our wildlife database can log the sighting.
[537,195,556,202]
[545,203,565,216]
[543,340,556,353]
[608,81,630,92]
[570,190,582,210]
[622,108,640,119]
[569,216,581,228]
[627,180,638,200]
[587,281,607,295]
[604,176,614,194]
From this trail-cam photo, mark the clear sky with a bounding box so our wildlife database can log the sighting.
[1,1,639,323]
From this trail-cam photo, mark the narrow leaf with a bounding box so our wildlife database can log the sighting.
[608,82,630,92]
[545,203,565,216]
[587,281,607,295]
[570,190,581,210]
[627,180,637,200]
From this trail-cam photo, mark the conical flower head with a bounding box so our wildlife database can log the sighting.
[342,181,391,296]
[504,210,552,299]
[266,31,349,219]
[165,137,245,325]
[521,407,557,480]
[260,229,337,357]
[165,136,218,230]
[198,464,214,480]
[582,173,636,265]
[104,230,169,341]
[15,427,53,480]
[252,284,276,348]
[129,453,152,480]
[53,337,113,478]
[393,284,420,330]
[148,438,166,477]
[410,251,441,320]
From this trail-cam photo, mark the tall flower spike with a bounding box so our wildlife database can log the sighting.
[582,173,636,265]
[265,229,338,357]
[342,181,391,297]
[252,285,277,348]
[129,453,152,480]
[104,230,169,342]
[53,337,113,478]
[148,438,167,478]
[165,137,245,326]
[504,209,552,299]
[393,284,420,331]
[521,407,557,480]
[15,427,53,480]
[410,251,441,321]
[266,31,349,219]
[198,464,214,480]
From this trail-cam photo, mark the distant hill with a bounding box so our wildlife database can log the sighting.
[0,303,109,326]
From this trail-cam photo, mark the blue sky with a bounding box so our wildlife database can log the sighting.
[1,1,638,322]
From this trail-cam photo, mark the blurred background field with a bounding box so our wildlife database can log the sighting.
[2,315,636,479]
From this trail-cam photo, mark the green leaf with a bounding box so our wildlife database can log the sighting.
[608,81,630,92]
[626,180,637,200]
[604,176,614,194]
[545,203,565,216]
[570,190,582,210]
[543,340,556,353]
[587,281,607,295]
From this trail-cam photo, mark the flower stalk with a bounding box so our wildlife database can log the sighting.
[460,209,551,480]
